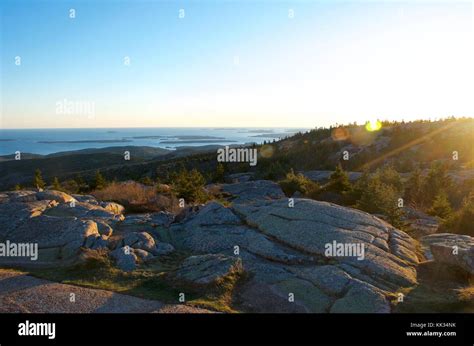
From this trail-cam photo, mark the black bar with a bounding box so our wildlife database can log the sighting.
[0,313,473,345]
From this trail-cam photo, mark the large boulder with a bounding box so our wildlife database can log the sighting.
[403,207,439,239]
[110,246,137,272]
[0,215,100,263]
[4,191,38,203]
[171,197,420,312]
[0,200,56,238]
[133,248,155,263]
[72,194,99,205]
[149,211,175,227]
[43,201,124,223]
[11,216,98,248]
[100,201,125,215]
[122,232,156,253]
[422,233,474,275]
[0,190,115,264]
[120,231,174,256]
[36,190,76,204]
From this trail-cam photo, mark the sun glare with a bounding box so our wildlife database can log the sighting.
[365,120,382,132]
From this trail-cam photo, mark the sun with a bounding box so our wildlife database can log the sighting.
[365,119,382,132]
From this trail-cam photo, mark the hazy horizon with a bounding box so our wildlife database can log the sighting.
[1,0,473,129]
[0,116,471,131]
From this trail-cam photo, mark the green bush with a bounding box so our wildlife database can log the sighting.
[428,191,452,219]
[374,165,404,195]
[441,193,474,236]
[170,168,208,203]
[325,164,352,193]
[356,176,404,228]
[279,169,320,198]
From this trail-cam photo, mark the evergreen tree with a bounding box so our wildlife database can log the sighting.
[428,191,452,219]
[351,170,371,202]
[94,170,107,190]
[424,162,453,205]
[33,169,46,189]
[404,168,424,207]
[74,174,88,193]
[214,163,225,183]
[52,177,62,191]
[441,193,474,236]
[170,168,207,203]
[279,169,320,198]
[356,177,404,228]
[375,166,404,195]
[327,164,352,193]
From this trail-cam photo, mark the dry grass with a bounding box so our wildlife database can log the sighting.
[27,250,240,312]
[92,181,179,213]
[456,285,474,302]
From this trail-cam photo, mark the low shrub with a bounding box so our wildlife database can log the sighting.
[92,181,179,213]
[279,169,320,198]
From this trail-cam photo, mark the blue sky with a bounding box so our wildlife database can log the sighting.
[1,0,473,128]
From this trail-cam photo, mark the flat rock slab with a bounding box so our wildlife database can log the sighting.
[222,180,285,204]
[171,197,419,312]
[0,269,211,313]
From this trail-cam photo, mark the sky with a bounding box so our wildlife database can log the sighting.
[1,0,473,129]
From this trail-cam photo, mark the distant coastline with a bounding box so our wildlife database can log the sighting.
[0,127,308,156]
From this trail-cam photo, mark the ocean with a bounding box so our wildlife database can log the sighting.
[0,128,307,156]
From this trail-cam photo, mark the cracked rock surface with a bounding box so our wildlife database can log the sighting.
[0,183,421,313]
[165,181,420,313]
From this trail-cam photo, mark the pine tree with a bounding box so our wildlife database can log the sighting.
[424,162,453,205]
[170,168,206,203]
[441,193,474,236]
[327,164,351,193]
[356,178,404,228]
[52,177,62,191]
[375,166,404,195]
[404,168,424,207]
[428,191,452,219]
[214,163,225,183]
[33,169,46,189]
[94,170,107,190]
[75,174,88,193]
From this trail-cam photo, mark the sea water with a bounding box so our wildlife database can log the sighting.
[0,127,306,156]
